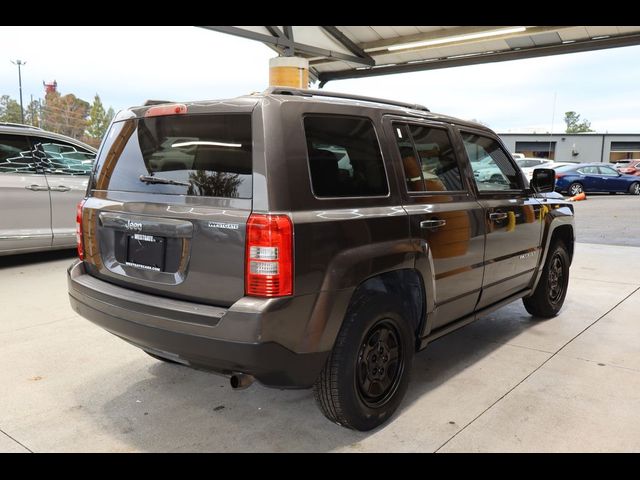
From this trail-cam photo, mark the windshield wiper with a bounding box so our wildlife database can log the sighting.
[139,175,190,187]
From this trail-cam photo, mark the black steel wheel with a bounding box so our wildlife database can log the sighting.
[314,294,414,431]
[523,241,570,318]
[355,320,405,409]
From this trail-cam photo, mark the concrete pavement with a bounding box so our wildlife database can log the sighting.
[0,243,638,452]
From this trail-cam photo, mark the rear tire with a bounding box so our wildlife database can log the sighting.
[313,295,414,431]
[568,182,583,196]
[523,241,570,318]
[629,182,640,195]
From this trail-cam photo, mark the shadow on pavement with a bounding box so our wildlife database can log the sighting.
[76,301,539,452]
[0,249,76,269]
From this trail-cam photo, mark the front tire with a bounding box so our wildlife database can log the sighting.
[523,241,570,318]
[629,182,640,195]
[313,295,414,431]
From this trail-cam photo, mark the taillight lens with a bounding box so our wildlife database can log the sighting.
[76,199,86,260]
[245,214,293,297]
[555,173,565,179]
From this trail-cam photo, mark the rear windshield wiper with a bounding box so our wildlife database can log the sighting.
[139,175,190,187]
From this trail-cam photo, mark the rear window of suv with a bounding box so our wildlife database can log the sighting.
[303,115,388,198]
[93,114,252,198]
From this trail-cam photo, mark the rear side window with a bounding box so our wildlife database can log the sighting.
[93,114,252,198]
[394,123,464,192]
[304,115,388,198]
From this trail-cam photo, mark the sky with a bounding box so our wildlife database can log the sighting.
[1,26,639,133]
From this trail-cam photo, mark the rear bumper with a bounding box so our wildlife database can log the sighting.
[67,261,328,388]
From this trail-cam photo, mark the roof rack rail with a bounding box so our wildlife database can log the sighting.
[265,87,430,112]
[0,122,43,130]
[143,99,174,106]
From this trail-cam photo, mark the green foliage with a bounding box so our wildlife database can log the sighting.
[87,94,111,140]
[564,111,595,133]
[41,91,90,139]
[1,90,114,145]
[0,95,23,123]
[25,98,42,127]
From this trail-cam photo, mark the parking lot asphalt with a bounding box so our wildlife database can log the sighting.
[1,198,639,452]
[572,194,640,247]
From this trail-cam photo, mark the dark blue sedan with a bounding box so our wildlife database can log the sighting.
[554,163,640,196]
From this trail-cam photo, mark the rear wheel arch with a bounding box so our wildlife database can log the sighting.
[347,269,426,348]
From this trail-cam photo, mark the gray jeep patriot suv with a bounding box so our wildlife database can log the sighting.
[68,87,574,431]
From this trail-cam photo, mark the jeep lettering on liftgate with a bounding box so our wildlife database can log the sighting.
[68,88,574,431]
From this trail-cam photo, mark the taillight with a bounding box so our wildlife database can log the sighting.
[76,199,86,260]
[555,173,565,179]
[245,214,293,297]
[144,103,187,117]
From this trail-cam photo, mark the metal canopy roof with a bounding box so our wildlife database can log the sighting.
[199,26,640,86]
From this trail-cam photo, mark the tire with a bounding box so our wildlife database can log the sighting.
[523,241,570,318]
[568,182,584,196]
[628,182,640,195]
[313,295,414,431]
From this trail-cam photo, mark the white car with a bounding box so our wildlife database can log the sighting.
[516,158,555,181]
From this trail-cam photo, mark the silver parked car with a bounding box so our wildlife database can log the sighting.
[0,123,97,255]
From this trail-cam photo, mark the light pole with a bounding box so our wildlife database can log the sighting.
[11,60,26,124]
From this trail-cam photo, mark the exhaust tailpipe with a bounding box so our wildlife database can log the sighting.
[230,373,255,390]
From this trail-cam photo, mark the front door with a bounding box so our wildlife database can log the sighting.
[0,133,52,253]
[459,130,544,308]
[387,119,485,332]
[597,164,627,192]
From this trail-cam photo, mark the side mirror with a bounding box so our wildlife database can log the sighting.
[531,168,556,193]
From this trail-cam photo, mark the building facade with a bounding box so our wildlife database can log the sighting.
[499,133,640,163]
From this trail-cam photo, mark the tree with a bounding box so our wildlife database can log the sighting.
[564,111,594,133]
[42,91,90,139]
[25,98,42,127]
[87,94,114,141]
[0,95,22,123]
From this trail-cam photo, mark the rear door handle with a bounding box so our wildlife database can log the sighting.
[25,184,49,191]
[489,212,509,221]
[50,185,71,192]
[420,219,447,229]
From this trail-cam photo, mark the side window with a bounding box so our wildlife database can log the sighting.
[304,115,388,198]
[578,166,598,174]
[462,132,523,191]
[0,134,38,174]
[598,166,618,176]
[394,123,464,192]
[31,137,96,176]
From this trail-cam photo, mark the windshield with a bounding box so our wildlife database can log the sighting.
[92,114,252,198]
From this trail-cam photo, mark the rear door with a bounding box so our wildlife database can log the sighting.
[577,166,602,191]
[0,133,52,253]
[386,118,485,330]
[459,129,544,308]
[29,136,96,247]
[82,110,254,307]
